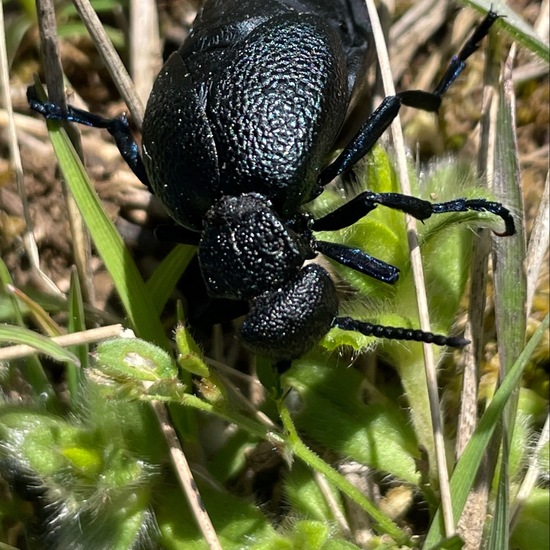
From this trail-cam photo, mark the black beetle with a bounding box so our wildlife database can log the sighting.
[28,1,515,365]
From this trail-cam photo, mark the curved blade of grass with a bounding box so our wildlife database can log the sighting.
[146,244,195,314]
[67,269,87,406]
[41,114,168,348]
[464,0,549,61]
[57,23,125,49]
[278,403,410,546]
[35,83,202,452]
[0,259,54,402]
[423,313,549,548]
[0,324,80,365]
[487,44,526,550]
[5,285,62,336]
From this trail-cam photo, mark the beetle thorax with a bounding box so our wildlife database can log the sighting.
[198,193,313,301]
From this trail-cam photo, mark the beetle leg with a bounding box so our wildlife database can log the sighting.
[153,224,201,245]
[274,360,292,374]
[313,191,432,230]
[314,240,399,283]
[313,192,515,236]
[318,10,499,187]
[27,86,151,191]
[318,95,400,186]
[333,316,469,347]
[432,10,500,97]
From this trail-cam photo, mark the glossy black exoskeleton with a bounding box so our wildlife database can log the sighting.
[28,1,515,365]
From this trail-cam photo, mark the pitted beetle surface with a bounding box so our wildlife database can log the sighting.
[28,1,515,368]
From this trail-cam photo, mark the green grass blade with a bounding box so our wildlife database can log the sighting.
[146,244,195,313]
[423,314,549,548]
[0,324,80,365]
[44,120,168,348]
[487,45,527,550]
[278,403,410,545]
[464,0,550,61]
[0,258,54,402]
[67,269,87,406]
[487,452,510,550]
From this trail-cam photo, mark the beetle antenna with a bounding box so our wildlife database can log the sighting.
[333,317,469,347]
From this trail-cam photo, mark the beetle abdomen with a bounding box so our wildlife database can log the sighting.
[143,11,349,231]
[142,52,221,231]
[205,13,348,216]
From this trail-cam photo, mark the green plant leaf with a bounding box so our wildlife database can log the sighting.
[0,324,79,365]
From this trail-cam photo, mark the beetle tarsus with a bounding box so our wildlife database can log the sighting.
[431,198,516,236]
[433,10,500,96]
